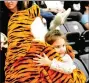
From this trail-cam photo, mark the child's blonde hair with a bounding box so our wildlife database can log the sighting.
[45,29,68,45]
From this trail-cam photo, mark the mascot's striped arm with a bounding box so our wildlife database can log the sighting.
[5,4,40,83]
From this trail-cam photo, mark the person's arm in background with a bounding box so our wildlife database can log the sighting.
[84,23,89,30]
[81,14,89,30]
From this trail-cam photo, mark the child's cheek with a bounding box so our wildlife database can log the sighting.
[59,47,66,54]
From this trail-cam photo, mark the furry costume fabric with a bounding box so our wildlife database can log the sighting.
[5,4,86,83]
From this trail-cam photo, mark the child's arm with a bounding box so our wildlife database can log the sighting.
[33,53,52,67]
[33,53,76,74]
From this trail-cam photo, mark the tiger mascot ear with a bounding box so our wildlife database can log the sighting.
[49,8,71,30]
[31,17,48,41]
[0,32,8,50]
[66,45,75,59]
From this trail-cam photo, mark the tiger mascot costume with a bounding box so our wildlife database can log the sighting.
[5,4,86,83]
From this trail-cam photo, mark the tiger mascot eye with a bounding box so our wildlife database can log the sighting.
[5,4,86,83]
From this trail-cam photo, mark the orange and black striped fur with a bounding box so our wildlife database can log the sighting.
[5,4,86,83]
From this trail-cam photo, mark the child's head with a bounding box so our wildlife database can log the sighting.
[45,29,68,56]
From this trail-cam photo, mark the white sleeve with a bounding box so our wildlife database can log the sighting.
[45,1,53,8]
[50,56,76,74]
[45,1,64,9]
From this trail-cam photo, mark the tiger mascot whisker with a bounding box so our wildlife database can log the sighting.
[5,4,86,83]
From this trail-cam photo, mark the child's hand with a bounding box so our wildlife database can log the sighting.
[33,53,52,67]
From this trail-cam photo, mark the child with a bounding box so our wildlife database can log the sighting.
[33,29,86,82]
[33,30,76,74]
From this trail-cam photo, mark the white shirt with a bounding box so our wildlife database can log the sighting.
[50,54,76,74]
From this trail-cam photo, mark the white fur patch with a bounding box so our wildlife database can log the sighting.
[0,32,8,49]
[31,17,48,41]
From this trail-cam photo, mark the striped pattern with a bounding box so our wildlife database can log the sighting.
[5,4,86,83]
